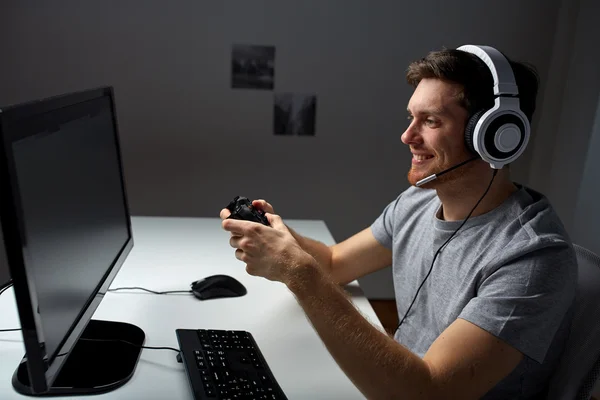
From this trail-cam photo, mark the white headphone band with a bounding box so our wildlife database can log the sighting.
[456,45,519,96]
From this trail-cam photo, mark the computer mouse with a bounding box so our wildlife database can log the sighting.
[190,275,247,300]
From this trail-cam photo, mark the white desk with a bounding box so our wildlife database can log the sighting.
[0,216,384,399]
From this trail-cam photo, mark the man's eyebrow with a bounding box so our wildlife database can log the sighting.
[406,107,449,116]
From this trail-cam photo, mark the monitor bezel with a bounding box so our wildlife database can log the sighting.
[0,86,134,393]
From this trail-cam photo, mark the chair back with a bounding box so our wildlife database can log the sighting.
[546,244,600,400]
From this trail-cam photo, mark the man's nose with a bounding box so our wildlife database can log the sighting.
[401,121,420,145]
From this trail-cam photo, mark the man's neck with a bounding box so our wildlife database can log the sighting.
[436,168,518,222]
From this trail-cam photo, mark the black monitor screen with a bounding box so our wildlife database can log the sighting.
[10,95,130,360]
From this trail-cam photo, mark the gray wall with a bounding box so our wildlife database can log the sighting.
[529,0,600,235]
[0,1,563,298]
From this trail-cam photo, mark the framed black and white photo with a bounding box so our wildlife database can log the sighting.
[231,44,275,90]
[273,93,317,136]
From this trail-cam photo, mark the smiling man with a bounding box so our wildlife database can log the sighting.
[220,45,577,399]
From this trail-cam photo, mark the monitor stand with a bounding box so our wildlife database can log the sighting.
[12,319,146,396]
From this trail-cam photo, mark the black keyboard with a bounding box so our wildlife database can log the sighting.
[175,329,288,400]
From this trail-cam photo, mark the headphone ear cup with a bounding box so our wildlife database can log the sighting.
[464,110,485,156]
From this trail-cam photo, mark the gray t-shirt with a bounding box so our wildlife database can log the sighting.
[370,184,577,399]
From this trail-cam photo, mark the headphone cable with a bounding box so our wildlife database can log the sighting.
[395,169,498,334]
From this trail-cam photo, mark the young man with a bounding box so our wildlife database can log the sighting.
[220,46,577,399]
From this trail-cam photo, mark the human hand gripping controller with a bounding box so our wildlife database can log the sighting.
[225,196,271,226]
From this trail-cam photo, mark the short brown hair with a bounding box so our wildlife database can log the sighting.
[406,48,540,123]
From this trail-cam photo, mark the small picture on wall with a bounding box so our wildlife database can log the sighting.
[231,44,275,90]
[273,93,317,136]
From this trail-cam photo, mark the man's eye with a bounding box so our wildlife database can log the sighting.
[426,119,438,126]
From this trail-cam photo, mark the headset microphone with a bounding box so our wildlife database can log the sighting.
[415,156,479,187]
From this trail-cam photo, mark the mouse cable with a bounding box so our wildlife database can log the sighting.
[2,282,191,296]
[1,284,191,332]
[107,287,192,295]
[3,281,192,296]
[394,169,498,334]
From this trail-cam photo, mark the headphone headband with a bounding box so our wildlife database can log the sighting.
[457,45,518,96]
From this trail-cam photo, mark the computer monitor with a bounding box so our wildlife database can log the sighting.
[0,87,143,396]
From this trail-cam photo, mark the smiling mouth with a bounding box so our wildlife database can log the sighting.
[413,154,434,161]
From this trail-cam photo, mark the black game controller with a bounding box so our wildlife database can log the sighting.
[226,196,270,226]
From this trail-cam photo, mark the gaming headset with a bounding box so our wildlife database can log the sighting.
[458,44,530,169]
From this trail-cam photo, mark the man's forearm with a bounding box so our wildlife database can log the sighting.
[287,226,334,274]
[285,262,436,400]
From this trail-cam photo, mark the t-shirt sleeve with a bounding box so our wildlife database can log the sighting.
[370,194,403,249]
[458,242,577,364]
